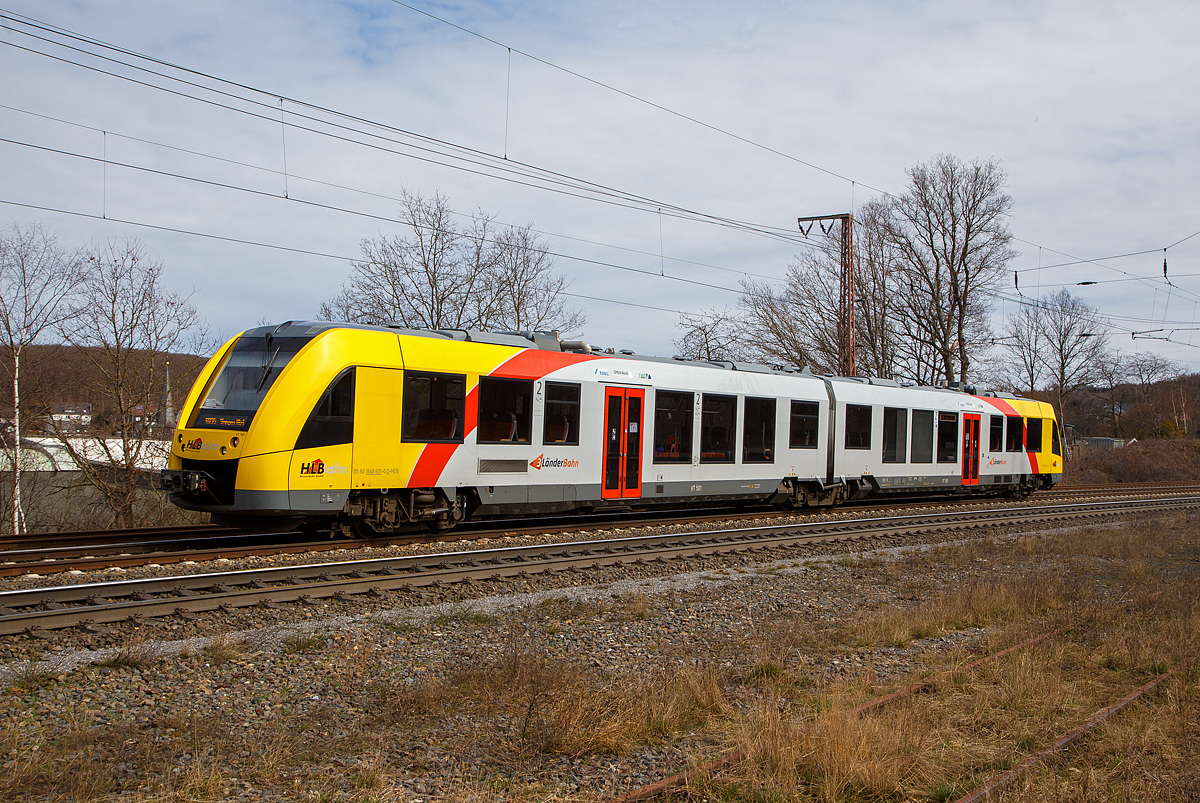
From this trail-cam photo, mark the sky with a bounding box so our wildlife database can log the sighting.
[3,0,1200,372]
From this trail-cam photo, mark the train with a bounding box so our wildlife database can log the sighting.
[159,321,1063,533]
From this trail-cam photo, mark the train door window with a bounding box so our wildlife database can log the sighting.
[543,382,580,446]
[911,410,934,463]
[882,407,907,463]
[1005,416,1023,451]
[402,372,465,443]
[1026,417,1043,453]
[653,390,693,463]
[1051,420,1062,456]
[845,404,872,450]
[700,394,737,463]
[295,368,355,450]
[937,412,959,463]
[789,401,819,449]
[743,397,776,464]
[478,377,533,443]
[989,416,1004,452]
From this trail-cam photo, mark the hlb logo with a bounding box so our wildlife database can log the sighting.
[298,459,348,476]
[184,437,218,452]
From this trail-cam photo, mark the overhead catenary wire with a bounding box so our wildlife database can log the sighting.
[0,136,762,298]
[4,4,1195,362]
[0,101,785,283]
[0,10,824,252]
[385,0,1200,295]
[0,196,705,318]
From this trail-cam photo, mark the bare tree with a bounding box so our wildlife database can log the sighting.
[673,306,752,362]
[1035,289,1109,427]
[738,267,835,372]
[59,238,205,528]
[0,222,82,535]
[885,155,1017,385]
[322,190,584,334]
[1001,302,1047,394]
[488,223,585,335]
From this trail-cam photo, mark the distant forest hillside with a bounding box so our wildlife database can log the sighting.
[0,344,209,428]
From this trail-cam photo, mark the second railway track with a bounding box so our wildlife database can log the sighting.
[3,494,1197,637]
[3,481,1196,577]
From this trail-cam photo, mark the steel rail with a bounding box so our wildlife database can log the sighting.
[2,496,1197,636]
[950,671,1172,803]
[5,484,1197,578]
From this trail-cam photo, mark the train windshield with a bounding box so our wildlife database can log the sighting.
[189,334,312,430]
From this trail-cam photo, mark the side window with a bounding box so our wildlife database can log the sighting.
[402,371,465,443]
[478,377,533,444]
[743,397,776,464]
[543,382,580,446]
[845,404,872,450]
[789,401,819,449]
[1026,417,1044,453]
[882,407,907,463]
[937,412,959,463]
[911,410,934,463]
[295,368,355,450]
[989,415,1004,452]
[1051,420,1062,457]
[700,393,737,463]
[653,390,693,464]
[1005,416,1024,452]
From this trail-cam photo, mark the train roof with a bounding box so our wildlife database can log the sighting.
[248,320,1026,399]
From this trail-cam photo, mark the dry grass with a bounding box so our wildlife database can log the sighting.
[2,513,1197,802]
[201,632,246,664]
[700,514,1200,802]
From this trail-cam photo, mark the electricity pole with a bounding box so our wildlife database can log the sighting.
[798,213,855,376]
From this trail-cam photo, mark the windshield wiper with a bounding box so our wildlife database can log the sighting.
[255,332,281,393]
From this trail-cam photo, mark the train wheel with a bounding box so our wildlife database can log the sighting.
[428,518,456,535]
[351,519,383,539]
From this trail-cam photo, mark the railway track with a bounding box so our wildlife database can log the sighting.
[3,494,1197,637]
[3,482,1197,577]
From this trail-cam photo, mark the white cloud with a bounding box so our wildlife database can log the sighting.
[3,0,1200,364]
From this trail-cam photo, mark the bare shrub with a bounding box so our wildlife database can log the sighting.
[202,633,246,664]
[98,639,157,669]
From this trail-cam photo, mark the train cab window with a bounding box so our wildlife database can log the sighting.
[911,410,934,463]
[1052,420,1062,456]
[190,333,312,431]
[882,407,907,463]
[402,372,465,443]
[1005,416,1024,452]
[789,401,819,449]
[743,397,776,464]
[1026,417,1043,453]
[295,368,355,450]
[653,390,693,463]
[937,412,959,463]
[478,377,533,444]
[700,394,737,463]
[845,404,872,450]
[989,416,1004,452]
[542,382,580,446]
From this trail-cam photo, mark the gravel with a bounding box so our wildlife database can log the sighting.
[0,506,1153,802]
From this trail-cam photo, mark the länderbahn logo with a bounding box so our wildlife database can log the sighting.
[530,454,580,470]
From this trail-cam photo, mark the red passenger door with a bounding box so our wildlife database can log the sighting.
[962,413,981,485]
[602,387,644,499]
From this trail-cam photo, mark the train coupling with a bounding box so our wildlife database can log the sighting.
[159,468,213,494]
